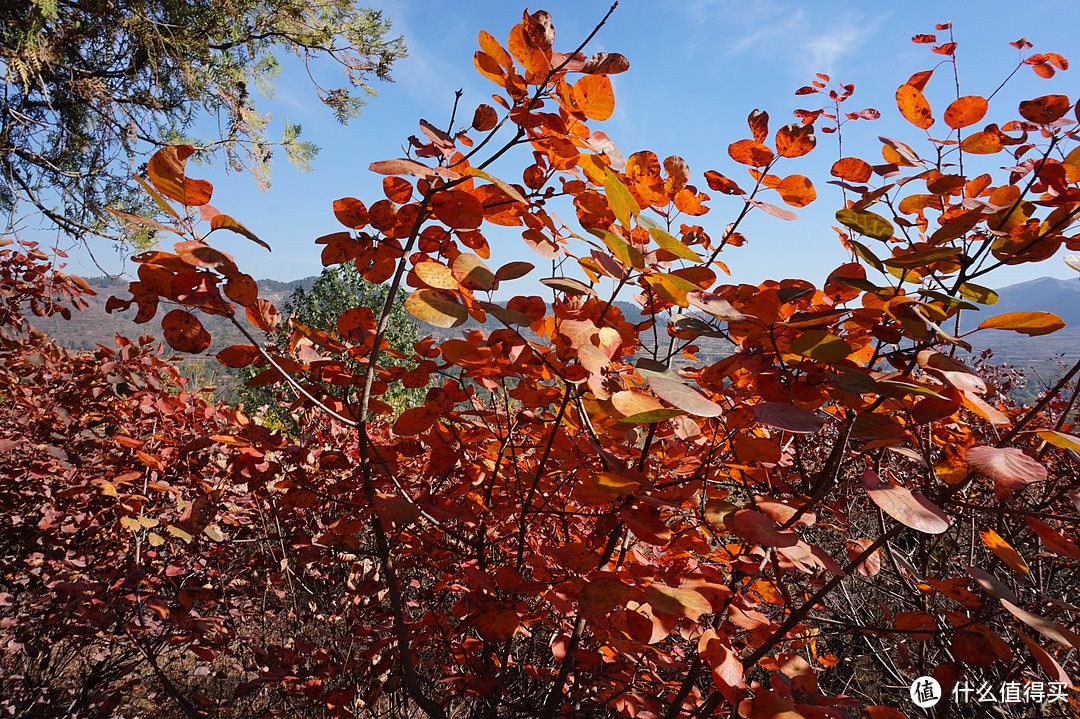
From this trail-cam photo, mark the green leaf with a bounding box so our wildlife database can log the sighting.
[620,409,685,424]
[849,240,884,272]
[836,208,895,241]
[648,227,702,262]
[604,168,640,229]
[789,330,852,363]
[589,228,643,269]
[883,247,960,269]
[957,282,998,305]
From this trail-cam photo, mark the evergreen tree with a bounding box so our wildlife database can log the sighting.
[0,0,406,246]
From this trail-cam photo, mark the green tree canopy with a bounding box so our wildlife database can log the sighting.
[239,261,420,433]
[0,0,405,246]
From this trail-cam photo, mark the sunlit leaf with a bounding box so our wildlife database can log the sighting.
[896,83,934,129]
[830,157,873,183]
[643,583,710,620]
[210,214,270,251]
[728,139,774,167]
[604,168,640,228]
[943,95,989,129]
[646,376,724,417]
[574,74,615,121]
[966,445,1047,493]
[1035,429,1080,454]
[775,123,816,158]
[147,145,213,206]
[776,174,816,207]
[982,528,1030,575]
[648,227,701,262]
[1018,95,1071,124]
[861,469,950,534]
[977,311,1065,337]
[1001,599,1080,648]
[540,276,596,296]
[405,289,468,328]
[836,207,894,241]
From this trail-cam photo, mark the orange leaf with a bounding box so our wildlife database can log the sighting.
[1027,518,1080,560]
[383,177,413,204]
[727,139,774,167]
[704,170,745,195]
[776,174,816,207]
[216,345,260,368]
[431,190,484,230]
[775,123,816,158]
[981,528,1029,575]
[977,311,1064,336]
[830,157,872,183]
[943,95,988,129]
[747,109,768,143]
[896,84,934,129]
[893,611,936,641]
[245,298,280,332]
[404,289,468,328]
[573,74,614,121]
[147,145,213,206]
[861,469,950,534]
[209,214,269,251]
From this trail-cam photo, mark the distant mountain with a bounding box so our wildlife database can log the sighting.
[958,276,1080,374]
[960,276,1080,331]
[32,273,1080,379]
[34,276,299,353]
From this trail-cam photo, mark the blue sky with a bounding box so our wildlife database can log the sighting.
[72,0,1079,295]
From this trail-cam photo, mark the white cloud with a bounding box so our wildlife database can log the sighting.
[673,0,889,80]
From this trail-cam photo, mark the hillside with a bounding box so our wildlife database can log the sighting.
[33,274,1077,395]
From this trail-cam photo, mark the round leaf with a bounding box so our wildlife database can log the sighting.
[161,309,211,353]
[404,289,468,328]
[943,95,988,129]
[966,446,1047,492]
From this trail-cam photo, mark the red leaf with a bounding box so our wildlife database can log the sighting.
[751,402,826,433]
[861,469,950,534]
[966,446,1047,493]
[161,310,211,353]
[333,197,369,229]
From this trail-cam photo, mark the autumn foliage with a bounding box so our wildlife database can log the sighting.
[4,8,1080,719]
